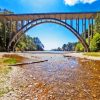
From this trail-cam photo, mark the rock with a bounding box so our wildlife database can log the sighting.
[93,94,96,98]
[34,97,38,100]
[79,93,83,97]
[28,85,32,88]
[29,75,33,78]
[33,77,36,80]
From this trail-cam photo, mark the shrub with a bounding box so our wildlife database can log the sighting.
[75,42,84,52]
[90,33,100,51]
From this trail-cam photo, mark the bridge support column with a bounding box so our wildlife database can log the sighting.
[82,19,84,34]
[76,18,79,34]
[10,20,12,40]
[15,21,18,32]
[21,20,24,28]
[65,19,67,23]
[76,19,77,32]
[4,19,7,49]
[70,18,73,27]
[91,17,94,38]
[88,19,90,45]
[77,18,79,33]
[84,18,86,40]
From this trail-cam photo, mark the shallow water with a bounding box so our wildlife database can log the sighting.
[1,53,100,100]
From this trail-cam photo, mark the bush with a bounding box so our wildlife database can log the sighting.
[90,33,100,51]
[75,42,84,52]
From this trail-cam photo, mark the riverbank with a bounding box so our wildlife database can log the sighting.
[0,52,100,61]
[64,52,100,61]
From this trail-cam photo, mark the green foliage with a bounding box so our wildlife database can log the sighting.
[84,52,100,57]
[0,66,12,75]
[90,33,100,51]
[16,34,37,51]
[0,20,11,51]
[95,13,100,33]
[0,58,13,75]
[75,13,100,52]
[62,42,76,51]
[75,42,84,52]
[0,87,11,97]
[3,58,17,64]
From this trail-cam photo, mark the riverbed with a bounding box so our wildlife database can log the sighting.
[0,52,100,100]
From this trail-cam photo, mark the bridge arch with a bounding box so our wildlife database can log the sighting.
[8,18,89,52]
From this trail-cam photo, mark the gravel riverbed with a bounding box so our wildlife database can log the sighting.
[0,52,100,100]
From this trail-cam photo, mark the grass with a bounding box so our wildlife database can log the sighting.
[0,87,12,97]
[3,58,17,65]
[84,52,100,57]
[2,54,25,62]
[0,54,25,97]
[0,66,12,75]
[0,65,12,97]
[0,54,25,75]
[0,55,19,77]
[0,57,16,75]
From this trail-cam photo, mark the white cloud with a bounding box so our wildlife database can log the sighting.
[64,0,79,6]
[64,0,97,6]
[80,0,97,4]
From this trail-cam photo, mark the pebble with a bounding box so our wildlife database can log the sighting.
[29,75,33,78]
[34,97,38,100]
[79,93,83,97]
[28,85,33,88]
[33,77,36,80]
[93,94,96,98]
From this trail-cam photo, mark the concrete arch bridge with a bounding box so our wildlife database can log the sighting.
[0,12,98,51]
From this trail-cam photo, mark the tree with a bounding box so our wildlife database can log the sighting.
[16,34,37,51]
[62,44,67,51]
[0,9,14,51]
[75,42,84,52]
[90,33,100,51]
[75,13,100,52]
[89,13,100,52]
[0,21,10,51]
[66,42,76,51]
[62,42,76,51]
[95,13,100,33]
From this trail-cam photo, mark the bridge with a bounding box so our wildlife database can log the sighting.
[0,12,98,51]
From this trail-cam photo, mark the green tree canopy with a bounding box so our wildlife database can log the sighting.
[95,13,100,33]
[90,33,100,51]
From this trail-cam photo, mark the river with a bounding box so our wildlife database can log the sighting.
[0,52,100,100]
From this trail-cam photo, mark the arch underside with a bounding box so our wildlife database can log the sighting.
[8,18,89,52]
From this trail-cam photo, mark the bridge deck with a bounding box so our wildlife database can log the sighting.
[0,12,98,21]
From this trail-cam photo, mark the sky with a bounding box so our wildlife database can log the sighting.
[0,0,100,50]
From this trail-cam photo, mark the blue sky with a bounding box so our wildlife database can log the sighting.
[0,0,100,50]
